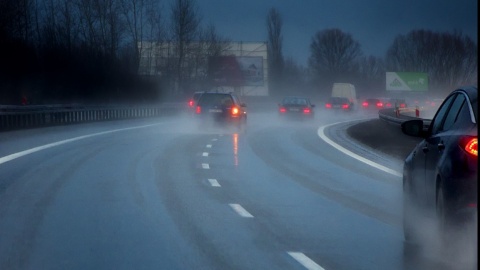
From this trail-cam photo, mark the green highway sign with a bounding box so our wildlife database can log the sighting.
[386,72,428,91]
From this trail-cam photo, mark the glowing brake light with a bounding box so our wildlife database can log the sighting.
[188,100,194,107]
[303,107,311,114]
[279,107,287,113]
[362,102,368,107]
[325,103,332,109]
[376,102,383,108]
[195,106,201,114]
[231,106,240,115]
[400,103,406,108]
[342,104,349,109]
[460,137,478,156]
[385,102,392,108]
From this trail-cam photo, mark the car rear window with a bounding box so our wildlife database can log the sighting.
[329,97,349,104]
[197,94,233,106]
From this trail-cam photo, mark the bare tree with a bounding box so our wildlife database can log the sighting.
[169,0,201,94]
[309,28,362,81]
[266,7,284,95]
[386,29,477,91]
[121,0,163,72]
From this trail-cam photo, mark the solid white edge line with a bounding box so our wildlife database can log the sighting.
[201,163,210,169]
[287,252,325,270]
[0,123,161,165]
[317,121,402,178]
[206,144,212,148]
[208,178,221,187]
[202,152,209,157]
[229,203,254,218]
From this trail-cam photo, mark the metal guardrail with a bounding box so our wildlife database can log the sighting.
[378,107,432,128]
[1,102,431,132]
[0,103,184,132]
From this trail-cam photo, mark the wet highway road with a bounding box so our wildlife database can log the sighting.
[0,109,474,270]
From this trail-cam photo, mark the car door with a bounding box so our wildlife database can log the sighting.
[424,93,467,208]
[410,94,455,207]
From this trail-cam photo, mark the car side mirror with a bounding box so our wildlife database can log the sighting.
[401,120,426,138]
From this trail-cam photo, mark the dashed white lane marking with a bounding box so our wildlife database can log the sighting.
[208,179,221,187]
[201,163,210,169]
[229,204,254,218]
[211,138,218,141]
[202,152,209,157]
[287,252,325,270]
[317,122,402,178]
[206,144,212,148]
[0,123,162,166]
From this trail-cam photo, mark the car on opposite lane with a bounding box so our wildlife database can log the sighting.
[401,86,477,249]
[278,96,315,120]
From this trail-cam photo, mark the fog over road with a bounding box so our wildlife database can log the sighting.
[0,109,471,270]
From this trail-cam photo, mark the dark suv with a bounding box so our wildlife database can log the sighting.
[194,92,247,131]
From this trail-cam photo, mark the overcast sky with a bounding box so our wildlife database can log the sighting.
[187,0,478,67]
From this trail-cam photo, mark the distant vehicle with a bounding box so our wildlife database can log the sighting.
[402,86,477,248]
[331,83,356,106]
[187,91,204,113]
[325,97,354,111]
[383,98,407,109]
[278,96,315,120]
[361,98,383,110]
[194,92,247,131]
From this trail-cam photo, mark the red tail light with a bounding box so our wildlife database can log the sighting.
[376,102,383,108]
[400,103,406,108]
[460,137,478,156]
[303,107,311,114]
[385,103,392,108]
[362,102,368,107]
[188,100,194,107]
[279,107,287,113]
[342,104,349,109]
[195,106,201,114]
[325,103,332,109]
[231,106,240,116]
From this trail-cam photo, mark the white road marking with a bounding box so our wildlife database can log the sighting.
[206,144,212,148]
[208,179,221,187]
[229,203,253,218]
[211,138,218,141]
[287,252,325,270]
[0,123,162,166]
[317,122,402,177]
[202,152,209,157]
[201,163,210,169]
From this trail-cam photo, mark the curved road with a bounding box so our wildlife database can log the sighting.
[0,109,473,270]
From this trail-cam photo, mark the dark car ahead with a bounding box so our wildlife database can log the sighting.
[383,98,407,109]
[187,91,204,114]
[401,86,477,248]
[361,98,384,110]
[325,97,354,111]
[278,96,315,119]
[194,92,247,131]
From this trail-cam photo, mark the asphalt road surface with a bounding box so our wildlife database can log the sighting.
[0,107,475,270]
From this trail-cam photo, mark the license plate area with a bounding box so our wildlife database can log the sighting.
[209,109,222,113]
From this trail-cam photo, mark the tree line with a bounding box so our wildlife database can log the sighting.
[267,8,477,99]
[1,1,477,105]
